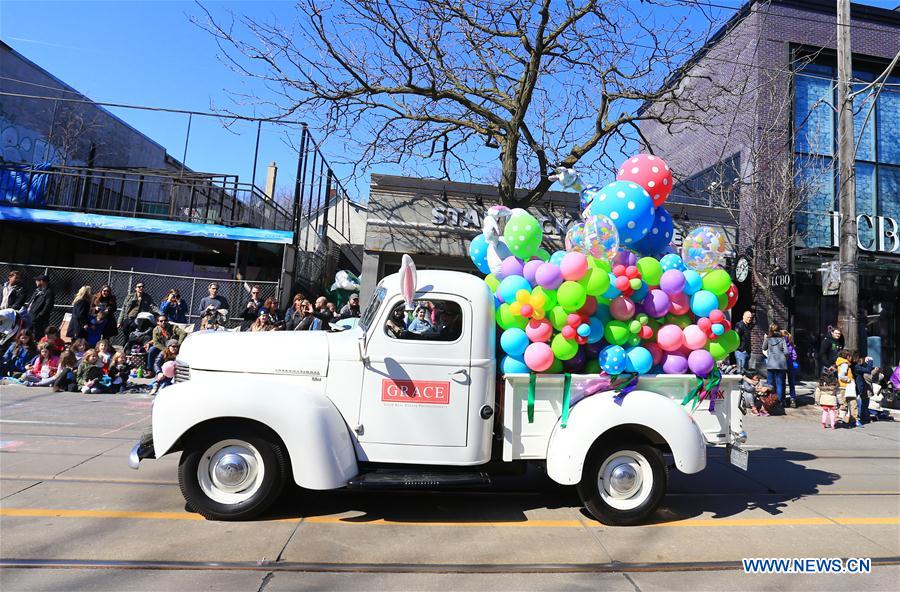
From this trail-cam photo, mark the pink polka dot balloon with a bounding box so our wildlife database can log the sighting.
[616,154,673,207]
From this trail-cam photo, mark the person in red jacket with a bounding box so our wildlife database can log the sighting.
[22,342,60,386]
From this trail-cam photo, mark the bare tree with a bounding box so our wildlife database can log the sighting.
[194,0,736,207]
[47,102,105,166]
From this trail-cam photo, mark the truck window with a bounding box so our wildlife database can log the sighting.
[385,300,463,342]
[359,286,386,332]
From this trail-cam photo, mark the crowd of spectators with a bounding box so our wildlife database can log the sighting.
[1,269,362,394]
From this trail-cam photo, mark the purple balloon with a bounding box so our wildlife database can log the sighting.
[535,262,564,290]
[562,348,587,373]
[688,349,716,376]
[661,352,689,374]
[642,289,671,318]
[522,259,544,285]
[659,269,686,295]
[613,248,638,268]
[584,341,604,358]
[499,256,524,280]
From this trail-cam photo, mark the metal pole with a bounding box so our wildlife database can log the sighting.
[251,120,262,189]
[836,0,859,351]
[180,113,192,177]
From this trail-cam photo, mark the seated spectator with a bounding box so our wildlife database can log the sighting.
[160,289,188,324]
[76,349,104,394]
[246,286,263,312]
[250,311,278,332]
[22,342,60,386]
[326,302,341,322]
[283,293,306,324]
[198,283,229,316]
[740,370,768,416]
[340,294,361,319]
[1,331,36,377]
[153,340,180,392]
[39,326,65,355]
[118,282,158,339]
[407,307,433,334]
[51,351,79,392]
[96,340,112,370]
[149,315,187,371]
[287,300,330,331]
[314,296,329,315]
[261,297,281,325]
[107,351,131,393]
[241,302,259,332]
[69,338,88,361]
[86,309,109,347]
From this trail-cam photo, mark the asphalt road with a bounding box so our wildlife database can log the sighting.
[1,382,898,591]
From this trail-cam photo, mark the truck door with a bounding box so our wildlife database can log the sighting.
[358,295,471,448]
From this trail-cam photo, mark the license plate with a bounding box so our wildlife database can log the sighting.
[727,444,749,471]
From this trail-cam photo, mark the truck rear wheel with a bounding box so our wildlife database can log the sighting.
[178,426,287,521]
[577,441,667,526]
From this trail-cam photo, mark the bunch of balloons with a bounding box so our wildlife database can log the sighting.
[468,154,739,379]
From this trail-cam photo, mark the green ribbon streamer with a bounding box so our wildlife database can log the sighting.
[682,375,706,410]
[561,373,572,428]
[528,372,536,424]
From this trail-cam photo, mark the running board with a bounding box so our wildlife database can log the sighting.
[347,469,491,489]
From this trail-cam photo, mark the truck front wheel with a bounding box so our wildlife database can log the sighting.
[178,426,287,521]
[577,441,667,526]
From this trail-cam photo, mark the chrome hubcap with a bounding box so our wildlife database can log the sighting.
[213,452,250,489]
[609,463,638,496]
[198,440,264,504]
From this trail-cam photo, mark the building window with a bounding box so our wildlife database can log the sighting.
[877,85,900,165]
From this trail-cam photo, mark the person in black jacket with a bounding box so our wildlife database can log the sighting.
[1,270,27,310]
[118,282,158,340]
[818,327,844,371]
[733,310,753,373]
[67,285,93,340]
[27,274,55,339]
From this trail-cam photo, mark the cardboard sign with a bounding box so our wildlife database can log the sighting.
[382,380,451,405]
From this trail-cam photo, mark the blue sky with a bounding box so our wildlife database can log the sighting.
[3,0,897,202]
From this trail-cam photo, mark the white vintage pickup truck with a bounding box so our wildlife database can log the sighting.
[129,269,747,525]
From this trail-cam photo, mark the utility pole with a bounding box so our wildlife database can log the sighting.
[836,0,859,351]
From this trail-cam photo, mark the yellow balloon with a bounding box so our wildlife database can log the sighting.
[531,293,547,308]
[516,289,531,304]
[509,302,522,315]
[532,309,545,320]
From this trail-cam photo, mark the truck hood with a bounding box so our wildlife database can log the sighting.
[179,330,329,377]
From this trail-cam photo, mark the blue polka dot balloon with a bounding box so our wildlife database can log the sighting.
[632,206,674,257]
[587,181,655,246]
[468,234,491,274]
[659,252,687,273]
[599,345,627,375]
[549,250,567,266]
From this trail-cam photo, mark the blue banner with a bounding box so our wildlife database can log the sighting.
[0,206,295,244]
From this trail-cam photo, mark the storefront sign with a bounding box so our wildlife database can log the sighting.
[770,270,792,288]
[830,212,899,254]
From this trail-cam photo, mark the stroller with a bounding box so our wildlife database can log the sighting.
[877,365,900,411]
[124,312,156,371]
[0,308,30,351]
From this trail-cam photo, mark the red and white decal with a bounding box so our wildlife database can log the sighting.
[382,379,451,405]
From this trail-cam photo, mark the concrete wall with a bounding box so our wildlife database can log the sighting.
[0,41,175,170]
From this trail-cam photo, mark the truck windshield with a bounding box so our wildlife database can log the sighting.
[359,286,386,332]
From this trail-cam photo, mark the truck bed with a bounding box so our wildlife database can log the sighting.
[501,373,743,461]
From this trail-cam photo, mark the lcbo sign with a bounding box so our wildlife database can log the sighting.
[830,212,899,254]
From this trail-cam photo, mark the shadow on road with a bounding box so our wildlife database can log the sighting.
[254,445,838,526]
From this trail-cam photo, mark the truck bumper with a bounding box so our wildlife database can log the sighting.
[128,431,156,470]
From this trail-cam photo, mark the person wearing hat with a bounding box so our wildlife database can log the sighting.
[152,338,181,393]
[339,293,361,319]
[27,273,55,340]
[148,314,186,372]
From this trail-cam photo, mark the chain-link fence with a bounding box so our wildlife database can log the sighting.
[0,262,279,339]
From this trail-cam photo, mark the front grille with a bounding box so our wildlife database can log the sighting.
[174,363,191,383]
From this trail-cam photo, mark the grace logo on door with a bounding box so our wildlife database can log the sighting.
[381,379,451,405]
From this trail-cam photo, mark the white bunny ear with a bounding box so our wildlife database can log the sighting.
[399,254,417,310]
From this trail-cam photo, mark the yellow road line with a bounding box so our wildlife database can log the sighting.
[1,508,899,529]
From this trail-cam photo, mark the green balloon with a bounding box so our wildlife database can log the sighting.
[535,248,551,262]
[547,305,569,330]
[590,257,612,273]
[485,274,500,293]
[702,269,732,296]
[496,303,527,330]
[546,358,564,374]
[708,340,729,361]
[579,267,611,296]
[557,281,587,311]
[533,286,557,310]
[552,333,579,361]
[719,329,740,353]
[717,293,728,310]
[604,320,630,345]
[503,212,543,259]
[666,314,692,329]
[585,359,601,374]
[637,257,664,286]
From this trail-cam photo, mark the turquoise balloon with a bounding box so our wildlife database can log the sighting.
[690,290,719,318]
[468,234,491,274]
[497,275,532,303]
[625,346,653,374]
[500,328,529,357]
[587,317,605,344]
[602,272,621,298]
[501,355,530,374]
[683,269,703,295]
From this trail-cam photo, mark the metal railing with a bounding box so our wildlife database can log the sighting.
[0,163,294,231]
[0,262,280,336]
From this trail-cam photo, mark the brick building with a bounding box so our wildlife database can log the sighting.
[640,0,900,371]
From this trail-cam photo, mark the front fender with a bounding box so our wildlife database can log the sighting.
[546,390,706,485]
[151,378,358,490]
